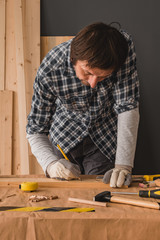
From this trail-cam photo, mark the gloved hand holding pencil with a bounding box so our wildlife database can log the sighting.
[47,159,81,180]
[27,133,81,180]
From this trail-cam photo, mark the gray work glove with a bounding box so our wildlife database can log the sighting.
[47,159,81,180]
[103,164,132,187]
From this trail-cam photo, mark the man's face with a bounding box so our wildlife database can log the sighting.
[74,60,113,88]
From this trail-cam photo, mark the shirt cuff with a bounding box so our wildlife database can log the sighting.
[114,98,139,114]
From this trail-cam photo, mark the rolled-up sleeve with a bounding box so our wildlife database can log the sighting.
[113,36,140,114]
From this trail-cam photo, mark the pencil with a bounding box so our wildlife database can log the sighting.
[57,144,69,161]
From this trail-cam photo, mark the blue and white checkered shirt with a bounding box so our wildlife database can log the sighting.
[26,30,140,163]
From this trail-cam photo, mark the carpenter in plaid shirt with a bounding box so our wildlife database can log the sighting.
[26,22,140,188]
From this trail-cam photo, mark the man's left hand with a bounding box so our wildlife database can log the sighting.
[102,164,132,187]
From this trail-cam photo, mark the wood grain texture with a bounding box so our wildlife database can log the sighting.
[68,197,107,207]
[40,36,73,61]
[14,0,29,174]
[0,90,13,174]
[0,175,110,188]
[0,0,6,90]
[111,195,160,210]
[0,175,129,189]
[22,0,40,174]
[5,0,21,175]
[22,0,40,116]
[5,0,17,92]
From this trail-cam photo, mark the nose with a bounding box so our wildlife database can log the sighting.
[88,76,98,88]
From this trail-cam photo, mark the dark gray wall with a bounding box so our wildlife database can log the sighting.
[41,0,160,174]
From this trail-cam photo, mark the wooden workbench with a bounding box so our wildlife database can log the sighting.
[0,175,160,240]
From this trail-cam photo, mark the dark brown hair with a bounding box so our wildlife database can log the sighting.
[70,22,128,71]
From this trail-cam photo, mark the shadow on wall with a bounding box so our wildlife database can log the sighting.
[134,98,158,175]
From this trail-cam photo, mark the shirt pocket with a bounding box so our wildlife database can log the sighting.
[58,93,89,113]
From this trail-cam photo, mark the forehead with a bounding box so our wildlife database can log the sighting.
[78,60,113,76]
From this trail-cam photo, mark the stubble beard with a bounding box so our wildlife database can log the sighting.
[80,79,90,86]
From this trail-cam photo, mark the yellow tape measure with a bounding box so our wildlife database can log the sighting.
[19,182,38,192]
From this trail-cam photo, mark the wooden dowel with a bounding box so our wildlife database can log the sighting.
[111,196,160,210]
[68,197,107,207]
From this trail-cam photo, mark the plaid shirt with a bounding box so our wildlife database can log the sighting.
[26,30,140,163]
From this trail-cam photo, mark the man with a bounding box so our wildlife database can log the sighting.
[26,22,140,187]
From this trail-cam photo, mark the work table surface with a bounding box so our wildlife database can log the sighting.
[0,175,160,240]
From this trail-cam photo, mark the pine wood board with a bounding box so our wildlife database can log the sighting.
[0,175,131,189]
[22,0,40,174]
[14,0,29,174]
[5,0,20,174]
[5,0,40,175]
[0,0,6,90]
[40,36,73,61]
[0,90,13,174]
[5,0,17,91]
[0,175,109,188]
[22,0,40,116]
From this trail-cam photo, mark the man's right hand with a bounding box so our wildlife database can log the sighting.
[47,159,81,180]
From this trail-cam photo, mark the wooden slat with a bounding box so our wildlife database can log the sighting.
[14,0,29,174]
[0,175,130,188]
[22,0,40,116]
[0,90,13,174]
[41,36,73,61]
[0,175,130,189]
[0,0,6,90]
[5,0,17,92]
[5,0,21,174]
[22,0,40,174]
[0,181,109,189]
[5,0,40,174]
[0,175,110,188]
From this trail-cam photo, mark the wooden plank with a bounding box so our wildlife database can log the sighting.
[22,0,40,116]
[0,0,6,90]
[0,175,130,189]
[22,0,40,174]
[5,0,21,175]
[0,181,109,189]
[41,36,73,61]
[14,0,29,174]
[5,0,40,175]
[0,175,110,188]
[0,90,13,174]
[5,0,17,92]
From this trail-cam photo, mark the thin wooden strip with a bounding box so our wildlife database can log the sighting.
[0,0,6,90]
[68,197,107,207]
[0,181,109,189]
[0,90,13,174]
[14,0,29,174]
[5,0,17,91]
